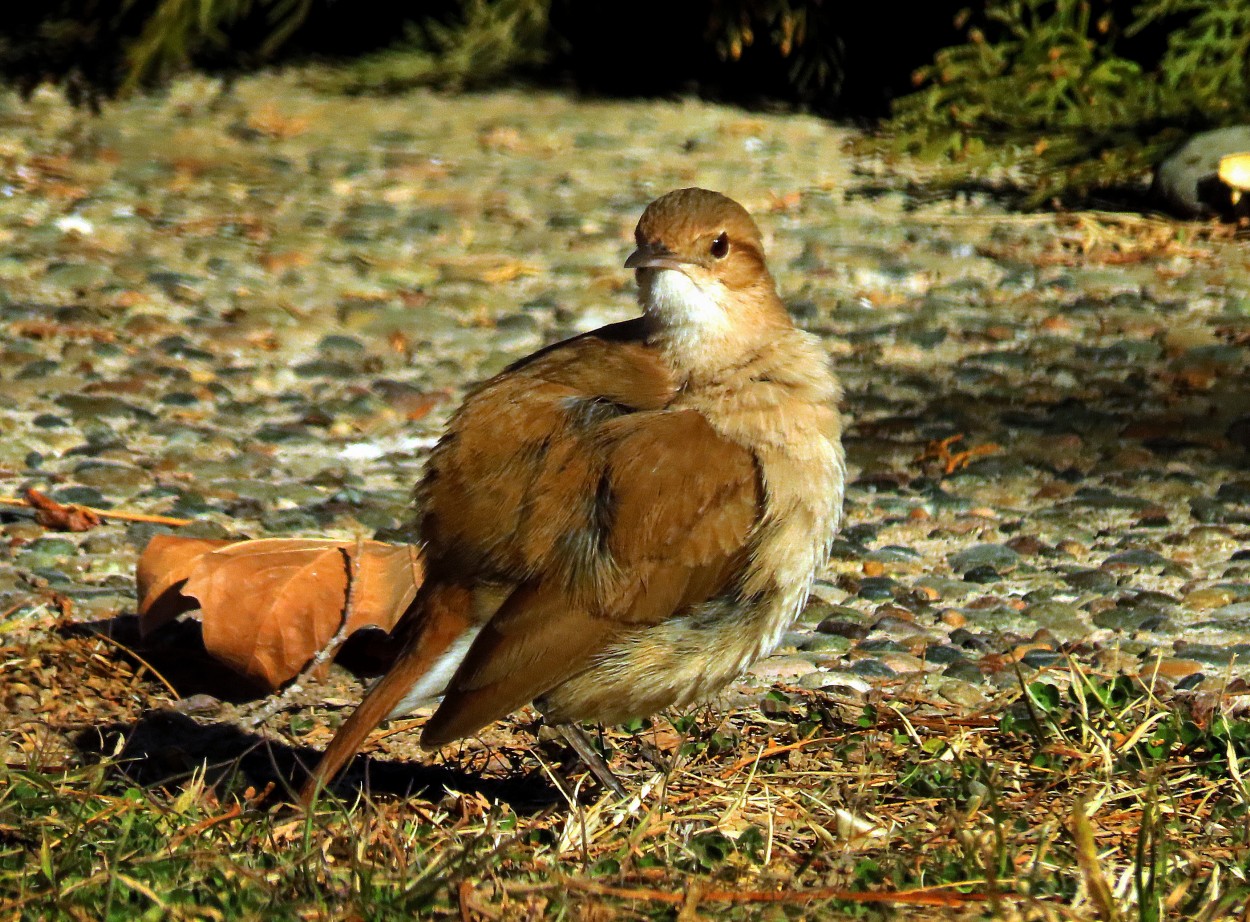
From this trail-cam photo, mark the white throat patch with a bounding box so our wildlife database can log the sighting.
[641,269,728,332]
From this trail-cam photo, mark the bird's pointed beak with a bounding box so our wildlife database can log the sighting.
[625,242,689,271]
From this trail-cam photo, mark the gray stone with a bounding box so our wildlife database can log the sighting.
[18,538,78,569]
[56,394,156,421]
[849,658,895,677]
[913,577,975,600]
[1020,649,1061,668]
[949,543,1020,575]
[857,577,897,600]
[1063,569,1118,592]
[936,679,988,709]
[923,645,967,665]
[1103,549,1188,577]
[1022,602,1088,642]
[1211,602,1250,620]
[866,545,922,564]
[73,460,154,492]
[816,616,871,639]
[942,662,985,683]
[797,598,838,625]
[798,634,851,654]
[45,262,111,289]
[1153,126,1250,218]
[50,486,109,508]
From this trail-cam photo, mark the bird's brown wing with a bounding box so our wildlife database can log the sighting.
[420,408,761,747]
[302,324,677,799]
[417,318,677,584]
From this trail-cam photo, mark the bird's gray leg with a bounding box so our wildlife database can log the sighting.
[558,724,627,798]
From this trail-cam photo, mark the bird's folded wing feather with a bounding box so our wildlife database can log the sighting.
[417,320,677,582]
[420,389,762,745]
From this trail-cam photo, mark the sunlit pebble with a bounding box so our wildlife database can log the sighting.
[0,185,14,197]
[55,215,94,235]
[340,442,386,461]
[339,435,437,461]
[1052,370,1078,388]
[397,435,438,452]
[743,137,764,153]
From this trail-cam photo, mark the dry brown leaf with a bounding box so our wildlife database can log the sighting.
[259,250,313,273]
[478,125,524,151]
[136,535,236,631]
[135,536,423,689]
[436,255,540,285]
[914,435,1001,475]
[767,190,802,212]
[391,389,447,422]
[24,488,103,532]
[11,321,118,343]
[246,104,310,139]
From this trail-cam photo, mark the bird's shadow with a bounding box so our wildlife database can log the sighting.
[70,711,562,813]
[61,616,565,813]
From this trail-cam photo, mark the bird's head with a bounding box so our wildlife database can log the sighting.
[626,188,789,359]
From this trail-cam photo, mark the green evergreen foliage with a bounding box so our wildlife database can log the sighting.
[884,0,1250,204]
[123,0,313,90]
[308,0,550,93]
[0,0,313,105]
[0,1,855,104]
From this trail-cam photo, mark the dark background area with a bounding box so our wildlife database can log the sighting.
[0,0,965,115]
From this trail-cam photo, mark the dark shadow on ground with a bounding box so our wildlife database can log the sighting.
[845,175,1169,216]
[58,616,398,703]
[71,710,566,813]
[59,618,572,812]
[60,615,274,703]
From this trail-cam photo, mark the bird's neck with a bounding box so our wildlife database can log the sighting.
[639,269,791,381]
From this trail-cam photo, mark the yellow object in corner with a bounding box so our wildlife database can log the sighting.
[1218,152,1250,205]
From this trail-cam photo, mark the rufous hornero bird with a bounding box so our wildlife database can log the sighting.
[300,188,845,803]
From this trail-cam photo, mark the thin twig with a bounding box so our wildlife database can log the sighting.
[84,629,181,701]
[718,734,839,779]
[517,877,993,907]
[166,802,243,850]
[0,495,192,527]
[242,536,365,730]
[905,212,1057,225]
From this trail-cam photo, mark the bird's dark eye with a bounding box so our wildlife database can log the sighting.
[710,232,729,259]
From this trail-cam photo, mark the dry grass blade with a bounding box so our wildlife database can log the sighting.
[556,877,990,907]
[1072,792,1122,921]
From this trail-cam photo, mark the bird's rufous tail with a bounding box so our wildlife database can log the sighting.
[299,584,472,805]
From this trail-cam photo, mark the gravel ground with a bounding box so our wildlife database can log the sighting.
[3,73,1250,771]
